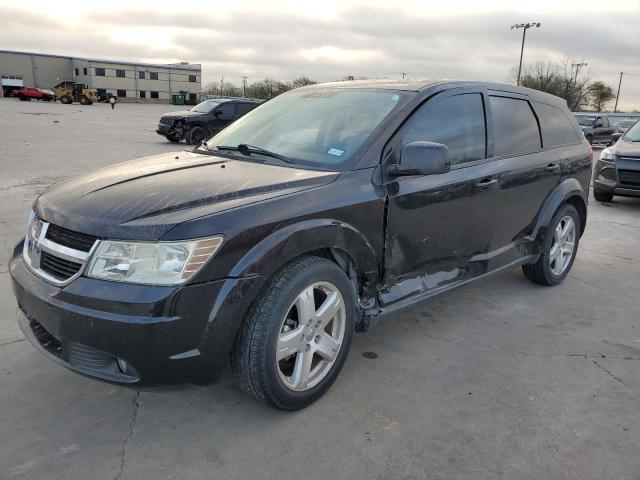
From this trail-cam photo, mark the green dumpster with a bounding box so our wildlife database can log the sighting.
[172,94,185,105]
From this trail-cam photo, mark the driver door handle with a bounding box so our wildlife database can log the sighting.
[476,178,498,191]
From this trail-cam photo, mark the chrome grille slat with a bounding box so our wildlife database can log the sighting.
[24,218,98,286]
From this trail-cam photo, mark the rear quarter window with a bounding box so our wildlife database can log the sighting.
[490,96,541,156]
[534,102,581,147]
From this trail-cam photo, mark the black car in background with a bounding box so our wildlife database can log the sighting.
[593,119,640,202]
[11,80,591,410]
[574,113,617,145]
[156,98,263,145]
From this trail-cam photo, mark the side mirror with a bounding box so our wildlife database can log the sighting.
[388,141,451,177]
[213,108,223,117]
[612,132,622,142]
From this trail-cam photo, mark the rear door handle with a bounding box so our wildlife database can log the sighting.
[476,178,498,190]
[546,163,561,172]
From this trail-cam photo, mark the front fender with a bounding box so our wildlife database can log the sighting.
[228,219,380,294]
[527,177,587,242]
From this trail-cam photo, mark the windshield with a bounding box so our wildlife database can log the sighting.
[206,88,405,168]
[575,115,596,126]
[623,121,640,142]
[190,100,220,113]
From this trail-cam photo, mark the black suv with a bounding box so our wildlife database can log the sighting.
[11,81,591,410]
[574,113,617,145]
[593,118,640,202]
[156,98,262,145]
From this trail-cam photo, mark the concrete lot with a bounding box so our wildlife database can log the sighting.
[0,98,639,480]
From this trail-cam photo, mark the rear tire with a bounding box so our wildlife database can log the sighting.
[60,96,72,104]
[186,126,207,145]
[231,256,356,410]
[523,204,580,286]
[594,190,613,202]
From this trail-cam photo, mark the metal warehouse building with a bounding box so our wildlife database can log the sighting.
[0,50,201,103]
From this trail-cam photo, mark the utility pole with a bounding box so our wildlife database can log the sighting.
[401,72,406,79]
[614,72,624,113]
[220,75,224,96]
[241,76,247,97]
[511,22,541,86]
[571,62,587,110]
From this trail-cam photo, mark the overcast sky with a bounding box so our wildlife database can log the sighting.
[1,0,639,110]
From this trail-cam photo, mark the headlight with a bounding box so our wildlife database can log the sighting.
[86,236,223,285]
[599,148,614,162]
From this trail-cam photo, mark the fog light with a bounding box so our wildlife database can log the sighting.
[117,358,128,374]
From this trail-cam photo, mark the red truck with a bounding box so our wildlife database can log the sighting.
[11,87,54,101]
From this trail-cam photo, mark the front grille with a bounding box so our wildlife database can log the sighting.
[68,343,114,369]
[160,117,174,125]
[618,169,640,186]
[45,224,96,252]
[40,251,82,280]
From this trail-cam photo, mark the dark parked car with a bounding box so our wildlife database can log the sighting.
[11,80,591,410]
[156,98,263,145]
[574,113,617,145]
[593,118,640,202]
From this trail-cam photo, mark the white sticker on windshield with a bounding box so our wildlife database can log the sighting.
[327,148,345,157]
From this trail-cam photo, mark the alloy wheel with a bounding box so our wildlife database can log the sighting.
[549,215,576,276]
[276,281,346,391]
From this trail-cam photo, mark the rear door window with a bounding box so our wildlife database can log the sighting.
[403,93,487,166]
[237,103,255,115]
[534,102,581,147]
[490,96,541,156]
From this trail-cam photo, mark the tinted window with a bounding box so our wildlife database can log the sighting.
[403,93,486,165]
[535,102,580,147]
[237,102,254,115]
[490,96,540,156]
[218,102,236,116]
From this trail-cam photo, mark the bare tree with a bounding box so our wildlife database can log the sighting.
[514,58,591,110]
[292,76,317,88]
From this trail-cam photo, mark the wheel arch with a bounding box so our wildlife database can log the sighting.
[529,178,588,241]
[228,219,380,297]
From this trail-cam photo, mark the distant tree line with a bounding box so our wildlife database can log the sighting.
[202,76,317,99]
[514,59,616,112]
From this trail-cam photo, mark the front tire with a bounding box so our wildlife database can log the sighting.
[186,126,207,145]
[231,256,356,410]
[523,204,580,286]
[165,134,182,143]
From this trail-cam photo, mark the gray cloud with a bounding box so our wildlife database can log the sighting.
[1,4,639,109]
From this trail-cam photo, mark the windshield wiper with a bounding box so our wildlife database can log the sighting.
[217,144,295,164]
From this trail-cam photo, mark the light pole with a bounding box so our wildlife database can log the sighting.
[614,72,624,113]
[511,22,541,86]
[241,76,247,97]
[571,62,588,110]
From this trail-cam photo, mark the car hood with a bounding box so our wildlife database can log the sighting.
[162,111,204,119]
[35,151,338,240]
[611,138,640,157]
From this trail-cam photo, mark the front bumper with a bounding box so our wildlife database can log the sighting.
[593,157,640,197]
[10,247,264,387]
[156,122,184,139]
